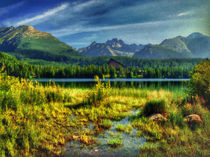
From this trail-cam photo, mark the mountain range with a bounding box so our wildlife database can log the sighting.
[80,33,210,59]
[134,33,210,59]
[0,25,209,61]
[78,38,144,57]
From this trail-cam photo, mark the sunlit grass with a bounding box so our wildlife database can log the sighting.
[0,71,209,156]
[107,137,123,148]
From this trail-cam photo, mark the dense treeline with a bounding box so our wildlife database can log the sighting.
[24,54,202,67]
[0,52,203,78]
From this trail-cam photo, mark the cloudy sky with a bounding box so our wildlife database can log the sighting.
[0,0,209,48]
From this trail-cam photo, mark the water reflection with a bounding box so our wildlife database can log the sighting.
[39,80,188,91]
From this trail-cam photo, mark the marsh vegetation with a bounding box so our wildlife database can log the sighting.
[0,60,209,157]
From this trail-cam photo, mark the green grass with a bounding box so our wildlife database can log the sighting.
[107,137,123,148]
[169,111,186,128]
[141,99,167,116]
[99,119,112,129]
[116,124,127,132]
[0,71,209,156]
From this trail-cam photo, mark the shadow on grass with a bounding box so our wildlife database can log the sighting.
[65,102,89,109]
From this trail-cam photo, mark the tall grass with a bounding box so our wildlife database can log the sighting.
[0,70,73,156]
[0,66,209,157]
[84,76,111,107]
[142,99,167,116]
[169,112,186,128]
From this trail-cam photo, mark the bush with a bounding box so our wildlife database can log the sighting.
[85,76,111,107]
[189,60,210,107]
[142,99,167,116]
[181,103,202,117]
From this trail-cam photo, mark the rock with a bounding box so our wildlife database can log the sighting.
[149,113,165,121]
[184,114,202,125]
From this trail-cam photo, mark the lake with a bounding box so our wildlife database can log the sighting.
[33,78,190,91]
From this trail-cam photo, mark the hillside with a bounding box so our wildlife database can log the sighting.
[133,44,192,59]
[0,25,82,61]
[79,38,144,57]
[134,32,210,59]
[185,32,210,58]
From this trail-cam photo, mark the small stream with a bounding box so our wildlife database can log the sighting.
[64,110,146,157]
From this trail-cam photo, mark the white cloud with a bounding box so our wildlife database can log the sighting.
[73,0,100,12]
[177,11,193,17]
[50,20,172,37]
[15,3,69,26]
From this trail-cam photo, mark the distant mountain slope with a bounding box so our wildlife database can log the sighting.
[79,38,144,57]
[1,26,209,61]
[133,44,192,59]
[160,36,191,54]
[185,32,210,58]
[0,25,81,61]
[134,32,210,59]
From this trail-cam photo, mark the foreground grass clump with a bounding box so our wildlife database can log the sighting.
[99,119,112,129]
[85,76,111,107]
[107,137,123,148]
[141,99,167,116]
[116,124,126,132]
[169,111,186,129]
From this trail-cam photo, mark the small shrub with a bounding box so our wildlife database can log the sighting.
[181,103,202,117]
[85,76,111,107]
[142,99,167,116]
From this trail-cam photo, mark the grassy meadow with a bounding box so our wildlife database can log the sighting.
[0,61,210,156]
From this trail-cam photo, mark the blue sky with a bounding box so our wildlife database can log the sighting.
[0,0,209,48]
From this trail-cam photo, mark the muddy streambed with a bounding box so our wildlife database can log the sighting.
[63,110,146,157]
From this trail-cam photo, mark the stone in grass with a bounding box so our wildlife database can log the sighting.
[149,113,166,121]
[184,114,202,125]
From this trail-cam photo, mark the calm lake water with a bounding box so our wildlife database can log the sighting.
[64,110,146,157]
[33,78,190,91]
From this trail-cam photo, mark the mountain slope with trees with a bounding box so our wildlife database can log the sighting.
[0,25,82,61]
